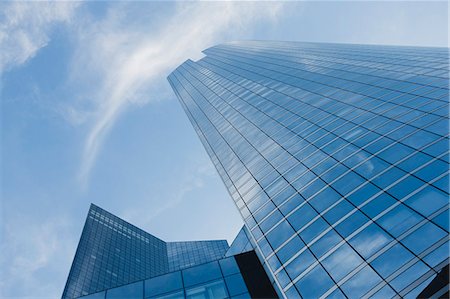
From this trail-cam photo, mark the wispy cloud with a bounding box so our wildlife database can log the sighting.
[0,215,74,299]
[65,2,285,187]
[0,1,79,72]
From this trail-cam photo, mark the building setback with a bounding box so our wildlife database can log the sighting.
[168,41,449,298]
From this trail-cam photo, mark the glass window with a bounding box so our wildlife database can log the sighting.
[107,281,143,299]
[371,167,407,189]
[230,292,251,299]
[401,222,447,255]
[361,193,396,219]
[150,290,184,299]
[268,254,282,270]
[398,151,433,173]
[266,220,295,250]
[332,171,365,196]
[346,182,380,206]
[298,177,326,199]
[285,285,301,298]
[276,268,291,288]
[79,292,105,299]
[310,229,342,258]
[402,130,438,149]
[260,210,283,234]
[390,261,429,293]
[145,272,183,297]
[253,201,275,222]
[370,285,396,299]
[309,187,341,213]
[377,142,413,164]
[349,223,392,259]
[423,242,449,268]
[299,217,328,244]
[322,243,363,282]
[285,248,315,280]
[370,243,414,277]
[277,236,304,264]
[323,200,353,225]
[432,174,449,193]
[288,204,317,231]
[182,261,222,287]
[279,193,304,216]
[219,257,240,277]
[326,288,346,299]
[404,186,449,217]
[341,266,382,298]
[272,185,296,205]
[295,265,335,298]
[387,175,424,200]
[423,137,448,158]
[377,204,422,237]
[335,211,368,237]
[185,279,228,299]
[224,273,248,297]
[432,209,449,232]
[404,275,434,299]
[414,159,448,182]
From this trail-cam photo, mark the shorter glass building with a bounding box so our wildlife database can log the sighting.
[77,250,277,299]
[63,204,278,299]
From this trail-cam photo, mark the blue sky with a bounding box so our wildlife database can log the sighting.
[0,1,447,298]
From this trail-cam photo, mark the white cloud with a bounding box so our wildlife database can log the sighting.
[66,2,286,186]
[0,215,74,299]
[0,1,79,72]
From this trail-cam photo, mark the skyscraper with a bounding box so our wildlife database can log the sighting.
[168,41,449,298]
[63,204,278,299]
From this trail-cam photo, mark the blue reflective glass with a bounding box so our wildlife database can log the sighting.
[432,209,449,231]
[185,279,228,299]
[182,262,222,287]
[377,204,422,237]
[371,285,396,299]
[335,211,369,237]
[219,257,240,276]
[349,223,392,259]
[230,292,251,299]
[322,243,362,282]
[106,281,143,299]
[79,292,105,299]
[310,229,342,258]
[266,220,296,249]
[285,249,315,280]
[341,266,382,298]
[323,200,353,224]
[390,261,429,292]
[405,186,449,217]
[299,217,328,244]
[288,204,317,231]
[361,193,396,218]
[168,41,450,299]
[150,290,184,299]
[295,265,335,298]
[277,236,304,264]
[224,273,248,296]
[309,187,341,213]
[145,271,183,297]
[402,222,447,255]
[371,243,414,277]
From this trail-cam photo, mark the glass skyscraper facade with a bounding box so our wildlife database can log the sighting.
[168,41,449,298]
[63,204,240,299]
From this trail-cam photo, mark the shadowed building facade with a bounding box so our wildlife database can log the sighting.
[168,41,449,298]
